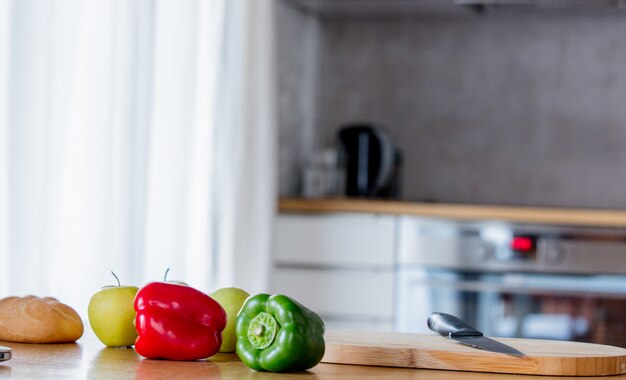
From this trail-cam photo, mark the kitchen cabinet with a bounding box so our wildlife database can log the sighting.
[270,213,397,331]
[285,0,471,17]
[276,198,626,348]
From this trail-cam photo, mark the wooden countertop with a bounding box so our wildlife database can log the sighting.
[279,198,626,228]
[2,331,625,379]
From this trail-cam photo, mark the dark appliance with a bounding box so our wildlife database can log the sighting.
[338,124,400,198]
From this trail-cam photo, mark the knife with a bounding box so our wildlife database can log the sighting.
[427,312,525,357]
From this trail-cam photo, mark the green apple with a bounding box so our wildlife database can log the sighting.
[211,287,250,353]
[88,272,139,347]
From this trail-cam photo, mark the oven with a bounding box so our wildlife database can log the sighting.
[395,216,626,347]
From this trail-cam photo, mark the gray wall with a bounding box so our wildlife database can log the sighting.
[278,6,626,209]
[276,1,322,196]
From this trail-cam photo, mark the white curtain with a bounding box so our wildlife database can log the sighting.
[0,0,9,294]
[215,1,276,294]
[0,0,276,315]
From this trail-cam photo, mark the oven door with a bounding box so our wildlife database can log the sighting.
[395,268,626,347]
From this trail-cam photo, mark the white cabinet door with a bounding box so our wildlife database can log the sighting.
[270,267,394,320]
[271,213,397,331]
[273,213,395,267]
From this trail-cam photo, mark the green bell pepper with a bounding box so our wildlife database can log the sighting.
[235,293,325,372]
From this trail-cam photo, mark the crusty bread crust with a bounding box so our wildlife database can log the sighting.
[0,296,84,343]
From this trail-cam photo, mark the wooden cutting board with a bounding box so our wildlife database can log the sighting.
[322,331,626,376]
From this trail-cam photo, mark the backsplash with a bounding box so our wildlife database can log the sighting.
[277,3,626,209]
[276,1,321,196]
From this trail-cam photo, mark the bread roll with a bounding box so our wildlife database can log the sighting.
[0,296,84,343]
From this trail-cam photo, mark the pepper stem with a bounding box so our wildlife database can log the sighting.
[247,312,278,350]
[253,326,264,336]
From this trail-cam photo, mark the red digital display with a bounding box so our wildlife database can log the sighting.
[511,236,535,252]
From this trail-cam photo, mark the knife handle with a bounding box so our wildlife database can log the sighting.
[427,312,483,338]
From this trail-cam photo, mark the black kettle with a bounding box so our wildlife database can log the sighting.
[338,124,400,198]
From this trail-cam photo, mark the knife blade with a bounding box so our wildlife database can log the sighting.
[427,312,525,357]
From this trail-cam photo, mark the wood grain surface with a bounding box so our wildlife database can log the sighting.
[2,329,626,379]
[322,331,626,376]
[278,198,626,228]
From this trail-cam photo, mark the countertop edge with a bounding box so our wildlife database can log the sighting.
[278,198,626,228]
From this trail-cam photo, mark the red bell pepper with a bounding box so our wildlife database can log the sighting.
[134,282,226,360]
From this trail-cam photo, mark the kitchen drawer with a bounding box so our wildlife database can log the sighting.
[273,213,396,267]
[269,267,394,320]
